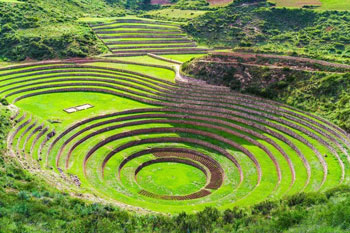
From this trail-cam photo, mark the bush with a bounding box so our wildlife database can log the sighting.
[0,99,9,106]
[285,192,327,207]
[252,200,278,215]
[275,209,305,230]
[223,207,247,224]
[325,185,350,199]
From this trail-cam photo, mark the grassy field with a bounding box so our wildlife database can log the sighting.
[141,9,208,21]
[136,162,207,195]
[161,54,205,62]
[270,0,350,10]
[319,0,350,10]
[0,0,23,3]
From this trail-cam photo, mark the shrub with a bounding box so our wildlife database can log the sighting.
[325,185,350,199]
[18,191,30,200]
[0,99,9,106]
[285,192,327,207]
[223,207,247,224]
[275,209,305,230]
[252,200,278,215]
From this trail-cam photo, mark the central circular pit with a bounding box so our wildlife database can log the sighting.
[117,149,225,200]
[136,161,207,196]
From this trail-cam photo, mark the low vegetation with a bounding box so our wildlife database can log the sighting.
[140,0,214,21]
[183,0,350,63]
[0,0,126,61]
[270,0,350,10]
[171,0,210,10]
[141,8,208,21]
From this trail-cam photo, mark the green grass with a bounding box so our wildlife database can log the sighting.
[111,55,176,66]
[161,54,205,62]
[134,160,207,196]
[15,92,149,129]
[104,38,188,42]
[0,0,23,3]
[92,16,202,57]
[94,23,180,30]
[98,32,186,36]
[108,47,197,52]
[90,61,176,82]
[84,15,181,24]
[78,17,124,23]
[319,0,350,10]
[142,9,208,21]
[269,0,350,10]
[16,24,89,38]
[44,111,246,212]
[108,43,194,48]
[99,28,182,32]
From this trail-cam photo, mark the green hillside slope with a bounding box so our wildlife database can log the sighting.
[183,0,350,62]
[0,0,126,61]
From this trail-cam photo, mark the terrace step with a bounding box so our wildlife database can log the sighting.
[16,118,37,156]
[105,39,193,45]
[95,30,183,34]
[110,44,197,50]
[92,25,179,31]
[111,48,209,54]
[100,35,186,39]
[90,19,178,28]
[105,50,210,57]
[147,53,183,65]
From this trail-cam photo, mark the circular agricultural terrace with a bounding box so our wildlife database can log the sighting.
[2,18,350,214]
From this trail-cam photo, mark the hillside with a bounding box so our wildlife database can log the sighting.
[182,52,350,131]
[0,0,127,61]
[183,0,350,62]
